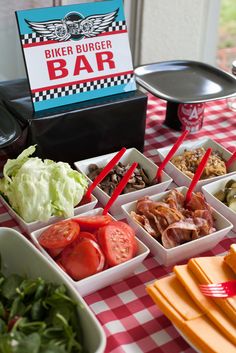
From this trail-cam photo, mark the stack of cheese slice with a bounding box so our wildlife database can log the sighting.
[225,244,236,274]
[146,244,236,353]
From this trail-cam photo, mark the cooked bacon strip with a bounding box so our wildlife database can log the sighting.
[131,190,215,249]
[186,192,212,213]
[136,196,154,214]
[130,211,160,238]
[146,210,167,236]
[136,197,168,215]
[193,209,214,230]
[152,206,183,227]
[161,220,198,248]
[165,189,185,211]
[192,217,213,238]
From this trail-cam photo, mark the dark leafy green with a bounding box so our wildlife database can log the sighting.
[0,272,87,353]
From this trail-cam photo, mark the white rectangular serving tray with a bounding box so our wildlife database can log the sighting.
[157,138,236,191]
[121,186,233,266]
[30,207,150,296]
[74,147,172,219]
[202,175,236,231]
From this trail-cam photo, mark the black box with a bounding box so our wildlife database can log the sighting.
[0,104,28,174]
[0,79,147,165]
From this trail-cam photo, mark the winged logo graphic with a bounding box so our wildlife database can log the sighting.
[25,9,119,42]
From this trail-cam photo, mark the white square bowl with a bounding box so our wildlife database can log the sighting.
[0,193,98,235]
[30,207,150,296]
[157,138,236,191]
[121,186,233,266]
[202,175,236,231]
[0,227,106,353]
[74,148,172,219]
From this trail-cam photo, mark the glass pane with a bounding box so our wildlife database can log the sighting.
[0,1,53,80]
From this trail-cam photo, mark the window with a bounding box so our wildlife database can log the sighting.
[0,1,52,80]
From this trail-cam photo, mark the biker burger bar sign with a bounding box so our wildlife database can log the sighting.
[16,0,136,112]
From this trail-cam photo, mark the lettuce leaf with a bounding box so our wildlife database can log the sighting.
[0,146,87,222]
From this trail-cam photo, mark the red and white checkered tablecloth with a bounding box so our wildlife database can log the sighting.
[0,95,236,353]
[144,95,236,163]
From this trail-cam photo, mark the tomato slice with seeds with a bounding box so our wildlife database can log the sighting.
[60,238,105,280]
[107,221,137,256]
[73,215,112,231]
[38,220,80,249]
[97,222,137,267]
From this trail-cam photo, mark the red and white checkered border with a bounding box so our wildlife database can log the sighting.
[21,20,127,45]
[32,72,134,102]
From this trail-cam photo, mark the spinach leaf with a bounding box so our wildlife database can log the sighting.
[34,279,46,300]
[0,318,7,334]
[15,319,46,335]
[9,297,26,320]
[1,275,22,300]
[31,299,45,321]
[11,332,40,353]
[0,273,86,353]
[17,278,39,299]
[0,301,5,318]
[40,342,67,353]
[0,275,5,288]
[0,335,12,353]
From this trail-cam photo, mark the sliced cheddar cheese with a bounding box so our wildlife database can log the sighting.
[174,264,236,344]
[224,244,236,274]
[146,274,236,353]
[146,279,186,331]
[183,316,236,353]
[188,256,236,323]
[151,275,202,321]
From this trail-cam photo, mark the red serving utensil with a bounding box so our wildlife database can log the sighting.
[199,280,236,298]
[103,162,138,215]
[156,130,189,182]
[185,147,212,204]
[225,149,236,169]
[83,147,126,203]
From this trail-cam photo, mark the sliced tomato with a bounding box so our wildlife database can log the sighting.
[107,221,137,256]
[38,220,80,249]
[97,222,137,267]
[79,231,97,242]
[60,238,105,280]
[56,260,67,273]
[47,247,64,258]
[90,229,99,238]
[73,215,112,231]
[103,261,110,271]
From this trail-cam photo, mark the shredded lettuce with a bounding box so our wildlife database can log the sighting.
[0,146,88,222]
